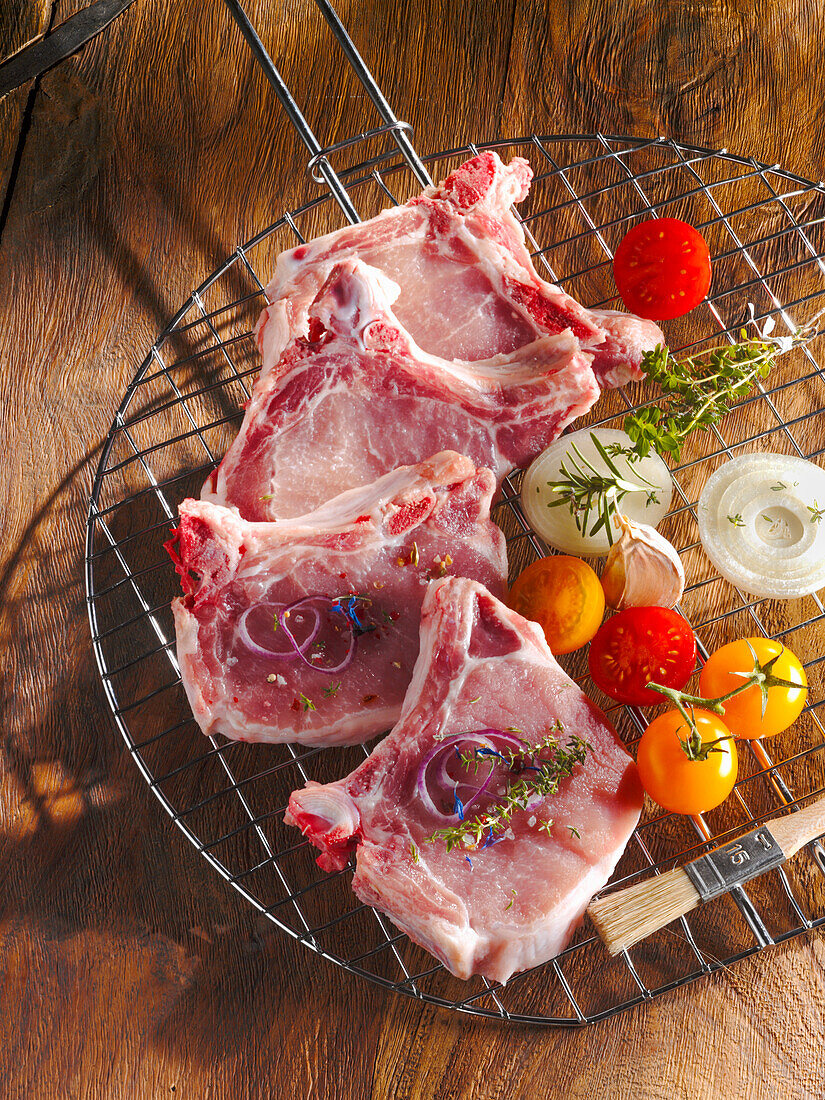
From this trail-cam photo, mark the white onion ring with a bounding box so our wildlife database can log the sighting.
[521,427,673,556]
[698,453,825,598]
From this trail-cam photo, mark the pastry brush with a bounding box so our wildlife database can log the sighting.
[588,795,825,956]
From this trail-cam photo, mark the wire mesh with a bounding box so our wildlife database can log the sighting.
[85,135,825,1025]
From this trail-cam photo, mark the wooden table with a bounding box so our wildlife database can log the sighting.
[2,1,825,1096]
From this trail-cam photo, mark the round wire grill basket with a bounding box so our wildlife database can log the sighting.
[85,135,825,1025]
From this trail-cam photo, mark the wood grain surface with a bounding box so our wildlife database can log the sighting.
[2,1,825,1097]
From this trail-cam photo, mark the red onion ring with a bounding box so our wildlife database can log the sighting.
[278,596,357,675]
[416,730,532,824]
[238,603,319,658]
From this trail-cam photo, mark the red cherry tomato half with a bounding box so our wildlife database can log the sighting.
[613,218,712,321]
[588,606,697,706]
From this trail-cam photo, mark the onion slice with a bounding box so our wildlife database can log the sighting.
[698,452,825,598]
[238,594,363,674]
[521,428,673,556]
[416,729,531,824]
[279,596,357,674]
[238,602,319,658]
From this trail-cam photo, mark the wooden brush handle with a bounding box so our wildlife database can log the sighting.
[768,795,825,858]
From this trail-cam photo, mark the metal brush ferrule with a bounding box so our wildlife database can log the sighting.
[685,825,784,903]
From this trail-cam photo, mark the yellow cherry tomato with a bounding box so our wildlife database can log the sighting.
[508,555,605,655]
[698,638,807,740]
[636,709,738,815]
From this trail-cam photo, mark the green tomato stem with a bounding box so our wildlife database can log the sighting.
[645,645,802,761]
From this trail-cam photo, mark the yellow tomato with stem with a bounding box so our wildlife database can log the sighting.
[698,638,807,740]
[636,709,738,815]
[508,555,605,655]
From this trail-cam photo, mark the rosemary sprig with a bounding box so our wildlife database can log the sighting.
[426,729,590,851]
[624,328,808,461]
[542,433,657,545]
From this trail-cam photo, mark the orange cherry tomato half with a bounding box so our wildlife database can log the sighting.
[508,555,605,655]
[613,218,711,320]
[636,709,738,815]
[698,638,807,740]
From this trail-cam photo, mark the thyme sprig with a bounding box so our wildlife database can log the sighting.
[542,433,657,546]
[647,642,804,760]
[624,326,810,461]
[426,729,590,851]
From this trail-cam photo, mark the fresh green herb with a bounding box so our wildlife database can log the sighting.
[410,841,419,864]
[426,728,590,851]
[604,440,643,465]
[299,693,316,712]
[624,331,808,461]
[809,501,825,524]
[504,889,516,912]
[543,433,657,546]
[410,542,420,567]
[727,513,745,527]
[538,819,554,836]
[567,826,581,839]
[323,681,342,698]
[771,482,787,491]
[468,696,481,704]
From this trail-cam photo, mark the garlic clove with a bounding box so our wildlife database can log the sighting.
[601,514,685,610]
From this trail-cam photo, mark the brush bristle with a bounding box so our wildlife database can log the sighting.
[588,866,702,956]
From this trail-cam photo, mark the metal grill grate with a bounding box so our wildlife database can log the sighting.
[86,134,825,1025]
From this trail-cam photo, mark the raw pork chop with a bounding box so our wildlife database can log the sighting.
[286,577,643,983]
[170,453,506,746]
[256,151,664,389]
[203,258,600,521]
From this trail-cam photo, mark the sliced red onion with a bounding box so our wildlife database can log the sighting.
[238,602,319,658]
[279,596,357,675]
[416,730,532,824]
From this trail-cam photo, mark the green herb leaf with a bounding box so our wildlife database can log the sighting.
[543,433,656,545]
[426,726,589,851]
[623,332,809,461]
